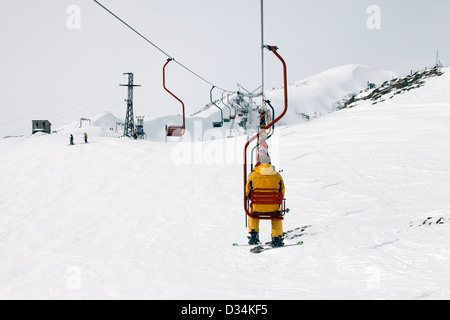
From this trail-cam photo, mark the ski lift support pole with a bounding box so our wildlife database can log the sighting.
[222,91,232,120]
[163,58,186,130]
[243,45,288,221]
[250,99,276,170]
[210,86,224,127]
[260,0,265,105]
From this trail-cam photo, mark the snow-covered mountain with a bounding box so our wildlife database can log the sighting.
[1,65,449,300]
[265,64,397,124]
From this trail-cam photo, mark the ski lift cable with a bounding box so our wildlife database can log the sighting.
[0,74,122,127]
[260,0,265,103]
[93,0,230,92]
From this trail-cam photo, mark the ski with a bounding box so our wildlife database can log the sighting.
[232,242,270,247]
[250,241,303,254]
[233,241,304,253]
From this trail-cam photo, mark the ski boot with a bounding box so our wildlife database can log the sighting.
[248,231,261,245]
[271,236,284,248]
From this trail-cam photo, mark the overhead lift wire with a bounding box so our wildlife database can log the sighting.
[260,0,265,102]
[93,0,229,92]
[0,74,122,128]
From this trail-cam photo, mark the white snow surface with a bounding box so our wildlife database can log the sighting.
[1,66,450,299]
[265,64,397,124]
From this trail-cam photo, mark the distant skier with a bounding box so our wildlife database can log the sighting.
[246,152,285,247]
[84,132,88,143]
[69,134,74,145]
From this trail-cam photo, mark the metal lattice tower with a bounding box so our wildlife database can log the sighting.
[120,73,141,137]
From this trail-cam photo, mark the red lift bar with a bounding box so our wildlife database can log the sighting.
[227,94,237,120]
[243,45,288,220]
[163,58,185,137]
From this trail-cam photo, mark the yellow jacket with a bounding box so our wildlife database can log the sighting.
[246,163,285,213]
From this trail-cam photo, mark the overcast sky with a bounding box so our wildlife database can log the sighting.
[1,0,449,137]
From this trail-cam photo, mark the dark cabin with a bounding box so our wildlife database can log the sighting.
[32,120,52,134]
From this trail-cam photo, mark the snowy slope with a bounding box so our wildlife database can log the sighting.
[55,111,123,139]
[265,64,397,124]
[1,67,450,300]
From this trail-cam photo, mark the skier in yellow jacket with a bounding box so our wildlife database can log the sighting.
[246,153,285,247]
